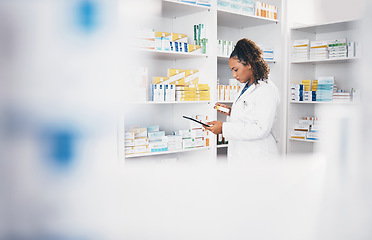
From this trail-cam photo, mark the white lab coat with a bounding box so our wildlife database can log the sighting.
[222,80,279,165]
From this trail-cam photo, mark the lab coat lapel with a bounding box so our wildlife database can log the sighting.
[235,83,255,104]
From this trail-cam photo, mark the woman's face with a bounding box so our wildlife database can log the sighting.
[228,57,253,84]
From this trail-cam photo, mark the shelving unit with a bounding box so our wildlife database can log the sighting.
[291,57,359,64]
[123,0,217,163]
[217,8,278,28]
[287,20,360,154]
[122,0,284,163]
[134,101,211,104]
[162,0,211,19]
[289,138,317,143]
[138,48,208,60]
[125,146,210,159]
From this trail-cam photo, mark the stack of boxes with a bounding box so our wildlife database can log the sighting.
[332,87,351,102]
[125,119,210,156]
[188,114,210,148]
[125,127,149,155]
[146,126,167,153]
[150,69,209,102]
[301,80,312,102]
[149,84,176,102]
[261,46,274,61]
[217,40,234,56]
[328,39,347,59]
[290,117,320,141]
[176,84,210,101]
[163,135,183,151]
[137,28,155,50]
[218,84,242,101]
[292,39,310,62]
[217,0,277,19]
[291,84,303,102]
[293,38,360,61]
[194,24,208,54]
[241,0,255,15]
[255,1,277,19]
[316,76,334,102]
[291,78,356,102]
[310,40,328,60]
[137,29,202,54]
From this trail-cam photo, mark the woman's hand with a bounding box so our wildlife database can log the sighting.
[204,121,223,135]
[214,103,231,116]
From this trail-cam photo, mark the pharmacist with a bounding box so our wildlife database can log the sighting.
[205,39,279,164]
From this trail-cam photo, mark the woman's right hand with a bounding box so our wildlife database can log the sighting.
[214,103,231,116]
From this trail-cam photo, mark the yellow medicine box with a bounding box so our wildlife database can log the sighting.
[172,33,188,42]
[153,77,169,84]
[155,31,171,38]
[188,44,201,53]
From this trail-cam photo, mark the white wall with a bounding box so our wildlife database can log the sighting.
[287,0,366,27]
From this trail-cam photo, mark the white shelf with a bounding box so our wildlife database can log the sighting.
[289,138,318,143]
[217,144,228,148]
[290,101,356,105]
[137,48,208,60]
[125,146,210,158]
[291,19,359,34]
[217,100,234,103]
[162,0,211,19]
[218,55,276,64]
[133,101,211,104]
[291,57,359,64]
[217,8,278,28]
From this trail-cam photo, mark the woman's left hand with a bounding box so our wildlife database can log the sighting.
[204,121,223,135]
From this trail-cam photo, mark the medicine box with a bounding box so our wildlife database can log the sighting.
[125,147,135,155]
[196,0,211,7]
[163,135,183,142]
[294,124,310,131]
[134,137,149,146]
[194,138,205,147]
[172,33,187,42]
[181,0,196,4]
[153,77,169,85]
[125,139,135,147]
[142,125,160,132]
[191,128,206,138]
[310,124,321,132]
[163,135,183,151]
[179,129,192,139]
[183,138,195,149]
[216,105,230,113]
[131,128,147,138]
[306,132,319,140]
[148,131,166,141]
[125,131,135,140]
[290,131,306,139]
[134,145,149,154]
[298,119,313,125]
[149,141,168,152]
[165,84,176,102]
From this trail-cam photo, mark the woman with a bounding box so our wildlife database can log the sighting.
[205,38,279,164]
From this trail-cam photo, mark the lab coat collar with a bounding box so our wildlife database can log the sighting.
[234,80,265,104]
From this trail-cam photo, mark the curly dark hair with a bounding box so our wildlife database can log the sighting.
[230,38,269,83]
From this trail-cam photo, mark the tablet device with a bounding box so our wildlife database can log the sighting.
[183,116,210,127]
